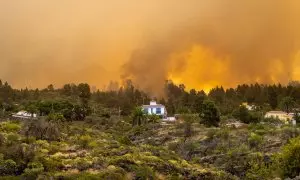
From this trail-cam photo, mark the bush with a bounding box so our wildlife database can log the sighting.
[248,133,263,149]
[200,100,220,127]
[233,106,261,124]
[218,145,251,177]
[263,117,283,125]
[147,114,160,123]
[131,165,155,180]
[6,133,19,143]
[0,122,21,132]
[75,158,92,171]
[215,128,230,140]
[248,123,271,136]
[118,136,132,145]
[3,143,35,166]
[42,156,64,172]
[275,136,300,178]
[181,114,198,139]
[281,126,300,140]
[246,153,271,179]
[47,113,66,123]
[22,162,44,179]
[87,141,98,149]
[0,155,17,176]
[23,119,61,141]
[78,135,92,148]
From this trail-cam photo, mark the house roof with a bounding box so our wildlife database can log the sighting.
[266,111,294,115]
[12,111,37,118]
[142,104,165,108]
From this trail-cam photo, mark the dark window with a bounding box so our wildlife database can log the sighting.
[156,108,161,114]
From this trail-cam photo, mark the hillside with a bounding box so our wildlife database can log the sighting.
[1,116,300,179]
[0,119,235,179]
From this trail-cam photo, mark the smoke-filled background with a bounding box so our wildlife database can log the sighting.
[1,0,300,96]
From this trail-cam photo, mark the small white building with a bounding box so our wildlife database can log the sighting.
[12,111,37,119]
[265,111,294,123]
[162,117,176,122]
[142,101,167,118]
[241,102,256,111]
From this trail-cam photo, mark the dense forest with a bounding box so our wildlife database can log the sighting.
[1,79,300,179]
[1,79,300,118]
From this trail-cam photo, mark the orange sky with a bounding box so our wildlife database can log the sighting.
[1,0,300,95]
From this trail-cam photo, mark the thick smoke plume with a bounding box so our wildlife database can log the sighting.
[1,1,300,95]
[123,0,300,96]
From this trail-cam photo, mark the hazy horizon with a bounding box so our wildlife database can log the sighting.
[1,0,300,96]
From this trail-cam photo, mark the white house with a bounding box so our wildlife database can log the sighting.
[142,101,167,118]
[12,111,37,119]
[241,102,256,111]
[265,111,294,123]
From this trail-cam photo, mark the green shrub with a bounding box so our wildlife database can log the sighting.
[275,136,300,178]
[200,100,220,127]
[248,123,267,131]
[47,112,66,123]
[6,133,20,146]
[87,141,98,149]
[217,145,251,177]
[118,136,132,145]
[78,135,92,148]
[75,158,92,171]
[42,157,63,172]
[263,117,283,125]
[0,122,21,132]
[22,162,44,179]
[131,165,155,180]
[23,119,61,141]
[233,106,262,124]
[26,136,36,144]
[281,126,300,140]
[248,133,263,149]
[215,128,230,140]
[100,166,126,180]
[147,114,160,123]
[0,155,17,176]
[246,153,271,179]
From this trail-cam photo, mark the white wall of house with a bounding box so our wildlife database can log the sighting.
[145,107,165,115]
[143,101,167,117]
[265,111,294,123]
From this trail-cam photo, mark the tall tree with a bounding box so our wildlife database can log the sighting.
[77,83,91,104]
[200,100,220,127]
[268,85,278,109]
[25,104,39,118]
[47,84,54,92]
[132,107,146,126]
[280,96,296,113]
[62,84,72,96]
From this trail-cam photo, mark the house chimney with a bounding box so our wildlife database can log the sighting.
[150,100,157,105]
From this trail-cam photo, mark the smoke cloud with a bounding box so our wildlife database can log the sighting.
[1,1,300,95]
[123,0,300,95]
